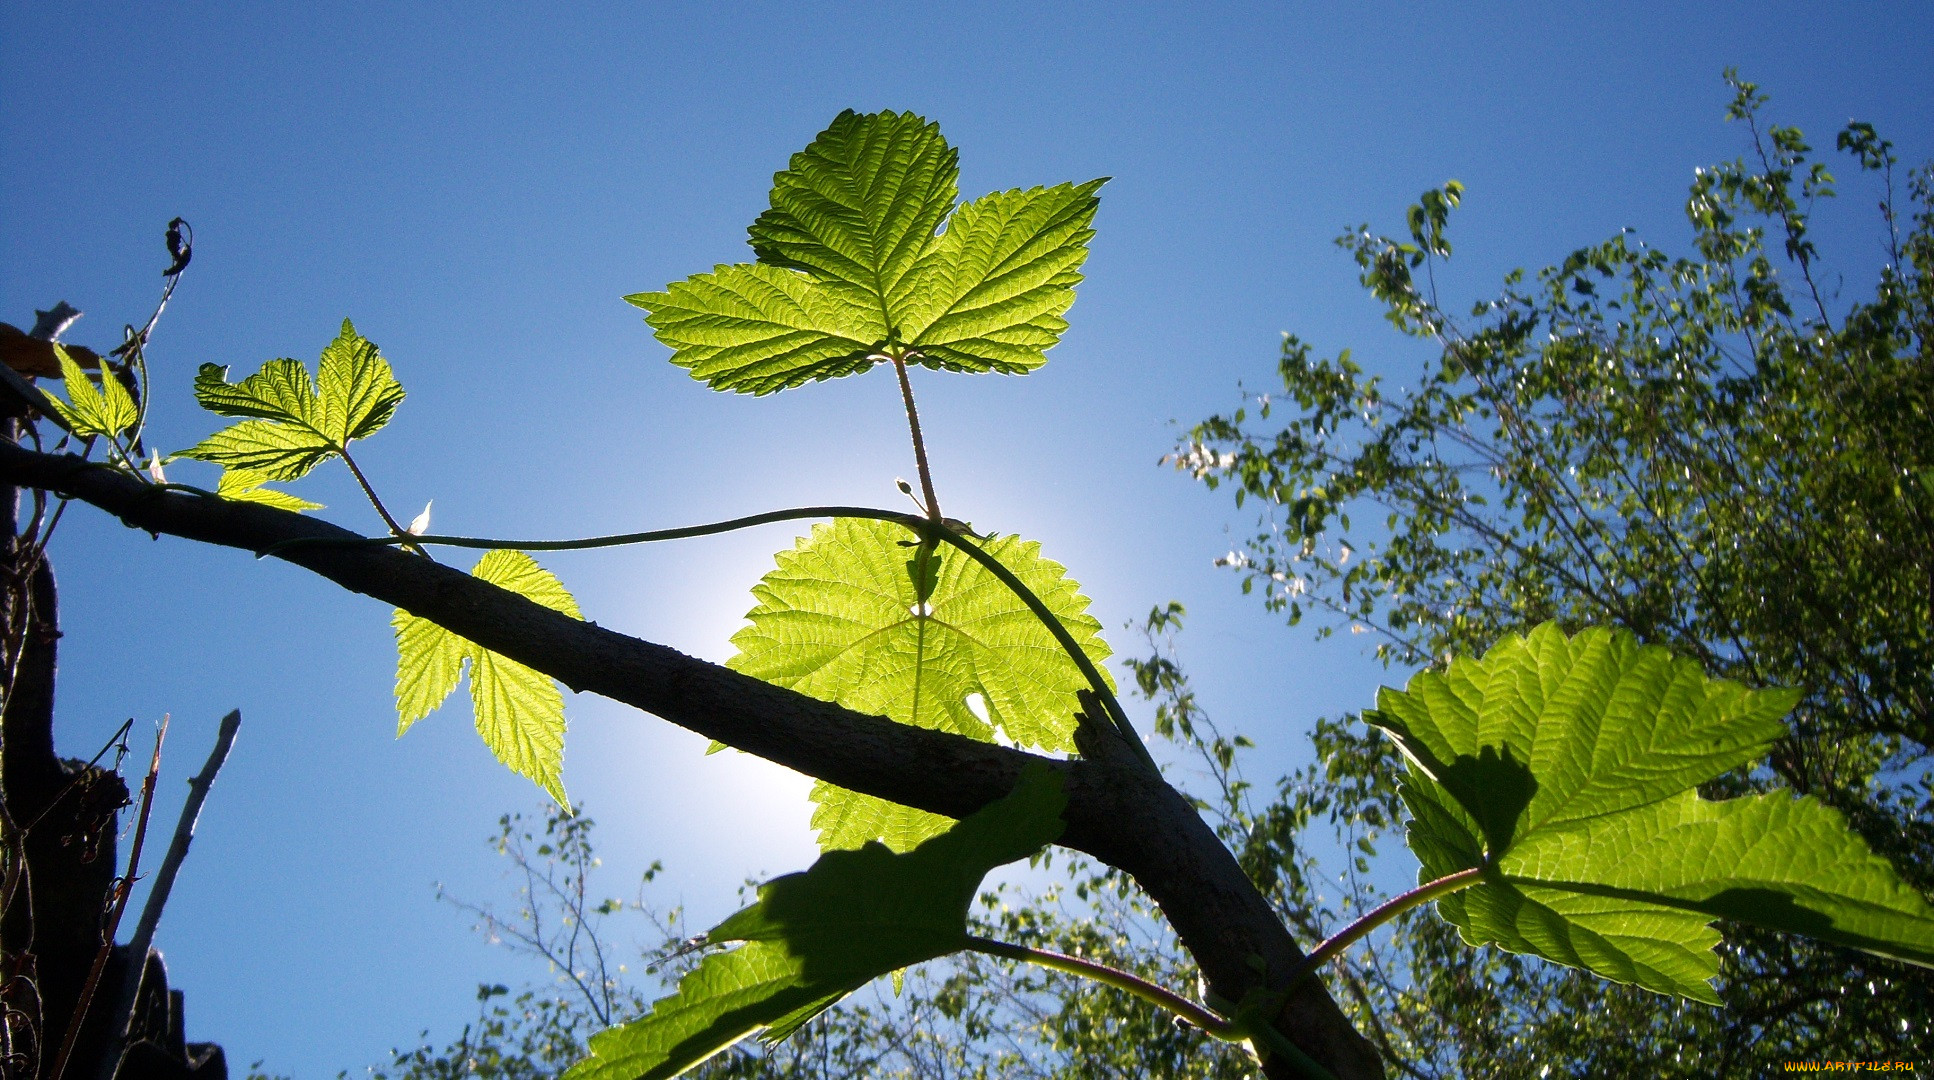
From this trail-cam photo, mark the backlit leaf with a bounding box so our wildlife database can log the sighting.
[182,320,404,480]
[633,111,1103,394]
[729,518,1109,851]
[626,264,885,396]
[901,181,1105,374]
[45,345,136,438]
[748,109,958,316]
[564,764,1065,1080]
[1371,623,1934,1001]
[215,467,323,512]
[316,319,406,442]
[391,550,581,804]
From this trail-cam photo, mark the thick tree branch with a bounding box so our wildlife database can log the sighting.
[0,441,1384,1079]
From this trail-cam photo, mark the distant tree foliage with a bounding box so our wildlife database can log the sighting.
[1171,72,1932,1074]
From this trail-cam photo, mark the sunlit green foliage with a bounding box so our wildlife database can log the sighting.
[1179,73,1934,1072]
[182,318,403,481]
[393,551,583,805]
[1371,623,1933,1001]
[728,519,1110,851]
[42,344,137,438]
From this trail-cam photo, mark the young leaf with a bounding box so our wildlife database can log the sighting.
[316,318,407,442]
[214,467,324,512]
[728,519,1109,851]
[632,111,1104,394]
[564,764,1066,1080]
[391,550,582,804]
[1370,623,1934,1002]
[181,320,404,480]
[44,345,137,438]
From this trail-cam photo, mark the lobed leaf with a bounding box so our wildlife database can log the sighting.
[901,180,1105,375]
[728,519,1109,851]
[1372,622,1934,1001]
[316,318,406,442]
[391,550,581,804]
[626,264,885,396]
[182,320,404,480]
[633,111,1103,394]
[564,764,1065,1080]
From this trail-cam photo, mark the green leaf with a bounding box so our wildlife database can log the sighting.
[625,264,885,396]
[1371,623,1934,1002]
[214,467,324,512]
[179,418,336,482]
[900,180,1105,375]
[316,318,406,442]
[564,764,1065,1080]
[181,320,404,480]
[45,345,137,438]
[633,111,1103,394]
[728,519,1109,851]
[747,110,959,320]
[391,550,582,804]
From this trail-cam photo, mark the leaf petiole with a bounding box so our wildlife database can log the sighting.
[338,445,429,559]
[962,936,1339,1080]
[1279,866,1486,994]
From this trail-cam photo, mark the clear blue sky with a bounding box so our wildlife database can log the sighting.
[4,3,1930,1074]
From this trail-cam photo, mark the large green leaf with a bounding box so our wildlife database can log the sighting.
[729,518,1110,851]
[392,550,582,804]
[182,319,404,481]
[564,763,1065,1080]
[1370,623,1934,1002]
[632,111,1103,394]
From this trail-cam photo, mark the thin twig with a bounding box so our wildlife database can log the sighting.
[94,710,239,1080]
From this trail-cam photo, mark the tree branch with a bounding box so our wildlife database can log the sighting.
[0,441,1385,1080]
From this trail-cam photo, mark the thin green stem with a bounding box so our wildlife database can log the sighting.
[963,935,1235,1036]
[337,445,428,558]
[257,504,1144,759]
[890,353,941,522]
[1280,865,1485,994]
[964,936,1340,1080]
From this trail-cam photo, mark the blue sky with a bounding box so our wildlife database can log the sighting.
[4,3,1931,1074]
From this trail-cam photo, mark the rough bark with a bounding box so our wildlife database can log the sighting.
[0,440,1385,1079]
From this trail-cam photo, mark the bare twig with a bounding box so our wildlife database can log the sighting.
[95,710,240,1080]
